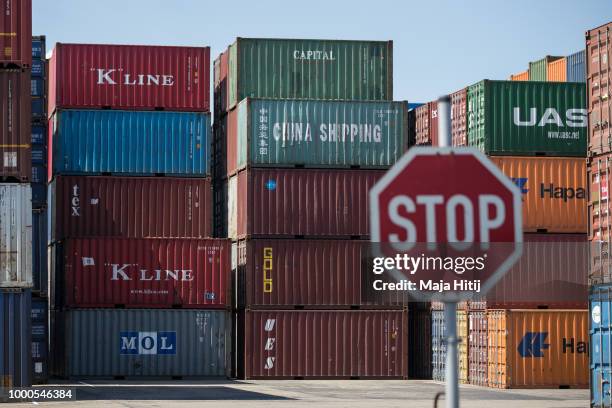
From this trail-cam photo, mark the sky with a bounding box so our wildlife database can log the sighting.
[33,0,608,103]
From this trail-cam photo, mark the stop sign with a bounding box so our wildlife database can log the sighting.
[369,147,523,300]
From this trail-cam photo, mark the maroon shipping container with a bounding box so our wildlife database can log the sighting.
[49,175,211,241]
[469,233,588,310]
[587,22,612,155]
[451,88,467,146]
[468,311,487,386]
[415,101,438,146]
[229,168,383,239]
[48,43,210,115]
[213,50,229,117]
[239,310,408,379]
[61,238,229,308]
[0,0,31,67]
[0,69,31,181]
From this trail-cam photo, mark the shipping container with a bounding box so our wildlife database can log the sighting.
[55,238,229,309]
[566,50,585,83]
[415,102,438,146]
[547,57,567,82]
[587,23,612,155]
[470,233,588,309]
[451,89,467,146]
[31,35,45,60]
[31,59,44,77]
[31,77,44,97]
[468,311,488,386]
[0,0,31,67]
[529,56,562,81]
[591,284,612,406]
[31,97,45,119]
[458,311,468,383]
[223,38,393,112]
[48,110,211,179]
[228,168,383,239]
[0,184,32,288]
[32,210,47,294]
[408,308,432,379]
[31,123,45,145]
[213,179,228,239]
[0,289,31,388]
[221,98,407,175]
[53,309,228,378]
[490,157,586,233]
[213,50,228,116]
[49,176,212,241]
[48,43,210,114]
[487,309,588,389]
[590,153,612,281]
[31,296,48,384]
[509,70,529,81]
[467,80,586,156]
[0,69,31,181]
[431,310,468,382]
[239,310,407,379]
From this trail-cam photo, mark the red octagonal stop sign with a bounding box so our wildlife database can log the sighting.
[369,147,523,301]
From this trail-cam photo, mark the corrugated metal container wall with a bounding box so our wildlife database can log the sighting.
[31,35,45,60]
[431,310,445,381]
[0,289,31,388]
[48,110,211,179]
[587,23,612,155]
[228,99,407,173]
[0,0,31,67]
[547,57,567,82]
[470,233,588,310]
[451,89,467,146]
[509,71,529,81]
[31,297,48,384]
[48,43,210,114]
[468,311,488,386]
[49,176,211,241]
[32,209,47,294]
[241,310,407,379]
[0,69,31,181]
[58,238,229,309]
[213,50,228,116]
[589,153,612,280]
[229,168,383,239]
[227,38,393,111]
[566,50,585,83]
[487,310,588,389]
[490,157,586,233]
[458,311,468,383]
[529,56,562,81]
[415,102,437,146]
[0,184,32,287]
[408,308,431,379]
[467,80,587,156]
[54,309,228,378]
[590,284,612,406]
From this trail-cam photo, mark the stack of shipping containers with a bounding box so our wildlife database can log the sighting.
[587,21,612,407]
[0,0,33,391]
[213,38,410,379]
[46,43,231,378]
[508,50,586,83]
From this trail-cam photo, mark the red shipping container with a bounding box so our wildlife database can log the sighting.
[49,175,211,241]
[451,88,467,146]
[0,69,30,181]
[60,238,229,308]
[229,168,384,239]
[48,43,210,115]
[415,101,438,146]
[239,310,408,379]
[587,22,612,155]
[0,0,31,67]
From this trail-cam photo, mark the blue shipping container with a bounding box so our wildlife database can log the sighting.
[30,297,48,384]
[31,78,44,97]
[31,145,46,166]
[31,60,45,77]
[50,110,211,177]
[0,289,32,388]
[32,98,45,119]
[591,284,612,406]
[407,102,424,111]
[32,211,47,293]
[567,50,586,83]
[32,37,46,59]
[432,310,446,382]
[31,165,45,184]
[32,124,46,145]
[31,184,46,209]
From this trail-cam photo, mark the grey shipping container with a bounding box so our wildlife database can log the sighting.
[31,296,48,384]
[0,184,32,288]
[0,288,32,389]
[52,309,228,378]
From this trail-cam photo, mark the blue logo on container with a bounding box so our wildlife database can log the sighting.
[518,332,549,357]
[265,179,277,191]
[511,178,529,195]
[119,331,176,355]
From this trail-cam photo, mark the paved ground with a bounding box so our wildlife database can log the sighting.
[7,380,588,408]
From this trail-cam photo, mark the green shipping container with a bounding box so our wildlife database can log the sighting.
[235,98,407,170]
[228,38,393,109]
[467,80,587,156]
[528,56,562,81]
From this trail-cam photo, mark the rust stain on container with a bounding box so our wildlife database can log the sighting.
[587,22,612,155]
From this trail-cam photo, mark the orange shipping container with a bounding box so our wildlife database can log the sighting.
[490,157,587,233]
[510,70,529,81]
[547,58,567,82]
[487,310,588,389]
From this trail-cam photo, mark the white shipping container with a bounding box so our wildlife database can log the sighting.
[0,184,32,287]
